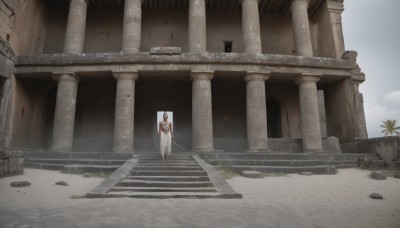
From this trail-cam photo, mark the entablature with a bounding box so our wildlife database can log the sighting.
[14,51,363,84]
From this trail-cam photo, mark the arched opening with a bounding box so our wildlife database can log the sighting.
[267,98,282,138]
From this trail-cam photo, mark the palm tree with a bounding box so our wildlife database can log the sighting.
[380,119,400,136]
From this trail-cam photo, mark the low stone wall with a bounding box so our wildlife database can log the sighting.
[214,137,341,153]
[341,137,400,163]
[0,150,24,177]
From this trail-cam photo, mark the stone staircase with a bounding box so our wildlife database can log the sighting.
[87,152,242,199]
[200,152,381,175]
[23,151,132,174]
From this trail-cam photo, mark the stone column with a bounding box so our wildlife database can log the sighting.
[240,0,262,54]
[318,90,328,138]
[295,75,323,152]
[290,0,313,57]
[122,0,144,53]
[112,71,138,153]
[326,0,345,58]
[63,0,88,54]
[352,80,368,140]
[51,73,80,151]
[245,72,270,152]
[191,71,214,151]
[188,0,207,53]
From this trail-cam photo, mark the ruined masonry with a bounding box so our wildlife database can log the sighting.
[0,0,368,153]
[0,0,376,197]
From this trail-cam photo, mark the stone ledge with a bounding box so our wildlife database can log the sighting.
[15,52,356,70]
[150,47,181,55]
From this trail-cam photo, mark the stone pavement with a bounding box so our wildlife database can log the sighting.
[1,168,399,228]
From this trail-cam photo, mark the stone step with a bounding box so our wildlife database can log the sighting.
[25,158,126,166]
[109,186,217,192]
[130,170,208,176]
[61,164,120,174]
[229,165,337,175]
[137,160,197,164]
[130,166,203,171]
[200,153,379,161]
[24,152,133,160]
[139,158,194,162]
[135,163,199,166]
[101,191,229,199]
[206,159,357,166]
[336,164,359,169]
[116,180,214,188]
[24,162,64,170]
[125,175,210,182]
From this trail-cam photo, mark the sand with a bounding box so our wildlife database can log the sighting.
[0,168,399,228]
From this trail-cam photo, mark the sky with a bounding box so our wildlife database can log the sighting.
[342,0,400,137]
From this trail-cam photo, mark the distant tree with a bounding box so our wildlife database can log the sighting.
[380,119,400,136]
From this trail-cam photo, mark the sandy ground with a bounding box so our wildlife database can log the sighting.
[0,168,399,228]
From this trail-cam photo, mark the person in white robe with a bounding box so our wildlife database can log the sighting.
[159,112,173,160]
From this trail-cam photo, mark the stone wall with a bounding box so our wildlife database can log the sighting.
[341,137,400,164]
[0,150,23,177]
[214,137,341,153]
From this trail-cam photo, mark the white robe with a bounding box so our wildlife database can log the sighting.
[160,121,172,158]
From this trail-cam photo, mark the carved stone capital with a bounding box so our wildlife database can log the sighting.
[244,71,270,82]
[113,71,139,81]
[191,70,214,81]
[52,72,81,83]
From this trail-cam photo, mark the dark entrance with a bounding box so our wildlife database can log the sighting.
[267,98,282,138]
[135,75,192,150]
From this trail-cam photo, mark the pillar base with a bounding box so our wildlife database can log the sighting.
[246,147,272,153]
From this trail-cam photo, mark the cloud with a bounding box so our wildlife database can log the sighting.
[384,90,400,104]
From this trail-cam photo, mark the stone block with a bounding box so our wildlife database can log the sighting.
[11,181,30,187]
[0,150,24,177]
[370,171,386,180]
[369,193,383,200]
[150,47,181,55]
[241,170,262,178]
[55,181,69,186]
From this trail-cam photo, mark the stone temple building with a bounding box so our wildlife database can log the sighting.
[0,0,368,154]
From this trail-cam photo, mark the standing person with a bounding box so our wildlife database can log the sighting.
[159,112,173,160]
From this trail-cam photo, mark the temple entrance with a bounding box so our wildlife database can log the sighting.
[135,74,192,150]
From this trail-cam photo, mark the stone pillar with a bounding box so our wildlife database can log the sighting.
[245,72,270,152]
[352,80,368,140]
[112,71,138,153]
[51,73,80,151]
[240,0,262,54]
[318,90,328,138]
[188,0,207,53]
[290,0,313,57]
[122,0,144,53]
[191,71,214,151]
[63,0,88,54]
[295,75,323,152]
[326,0,345,58]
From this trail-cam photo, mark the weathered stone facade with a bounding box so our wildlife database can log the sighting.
[0,0,368,153]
